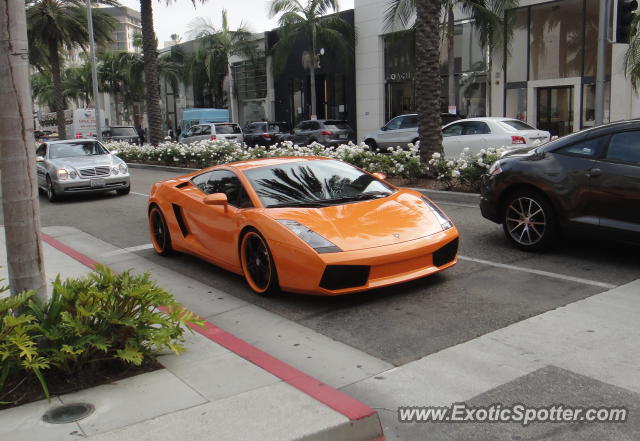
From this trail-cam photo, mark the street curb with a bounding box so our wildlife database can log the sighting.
[411,187,480,205]
[40,232,385,441]
[127,163,197,173]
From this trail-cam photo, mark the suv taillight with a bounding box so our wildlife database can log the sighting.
[511,135,526,145]
[262,133,271,140]
[320,130,333,136]
[210,135,217,141]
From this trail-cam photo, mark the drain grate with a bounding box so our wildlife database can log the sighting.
[43,403,95,424]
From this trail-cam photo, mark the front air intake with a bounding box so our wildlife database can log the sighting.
[433,238,459,267]
[319,265,370,290]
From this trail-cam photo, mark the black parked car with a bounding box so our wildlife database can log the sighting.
[291,120,356,147]
[480,120,640,251]
[243,121,291,147]
[102,126,139,144]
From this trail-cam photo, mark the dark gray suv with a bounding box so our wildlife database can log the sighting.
[291,120,356,147]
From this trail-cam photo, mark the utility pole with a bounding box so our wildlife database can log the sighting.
[86,0,103,141]
[594,0,609,126]
[0,0,47,301]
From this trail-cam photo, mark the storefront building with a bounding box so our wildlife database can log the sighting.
[355,0,640,140]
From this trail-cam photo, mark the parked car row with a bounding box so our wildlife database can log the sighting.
[364,115,551,157]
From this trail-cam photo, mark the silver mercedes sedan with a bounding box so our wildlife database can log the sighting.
[36,139,130,202]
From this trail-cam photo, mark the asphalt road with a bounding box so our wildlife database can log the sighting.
[8,167,639,366]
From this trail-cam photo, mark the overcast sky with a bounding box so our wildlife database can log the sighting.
[118,0,355,47]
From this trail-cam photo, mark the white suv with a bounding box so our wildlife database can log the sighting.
[363,113,461,151]
[179,123,244,145]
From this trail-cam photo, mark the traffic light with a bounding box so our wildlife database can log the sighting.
[617,0,639,43]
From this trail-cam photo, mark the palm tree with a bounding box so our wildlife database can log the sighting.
[98,51,126,124]
[268,0,355,118]
[625,13,640,90]
[188,10,255,120]
[64,61,94,107]
[26,0,116,139]
[139,0,206,145]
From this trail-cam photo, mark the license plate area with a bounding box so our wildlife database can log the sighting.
[339,134,348,139]
[91,178,106,188]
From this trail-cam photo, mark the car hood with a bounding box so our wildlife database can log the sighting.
[267,190,449,252]
[48,155,119,169]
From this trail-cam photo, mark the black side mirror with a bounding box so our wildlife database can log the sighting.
[380,126,386,131]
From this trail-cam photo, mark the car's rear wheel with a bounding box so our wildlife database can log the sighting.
[148,206,173,255]
[502,190,556,251]
[46,175,59,202]
[364,139,378,151]
[240,229,278,295]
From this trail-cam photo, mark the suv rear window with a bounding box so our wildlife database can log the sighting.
[214,124,242,134]
[268,123,290,133]
[109,127,137,137]
[324,121,351,130]
[501,120,535,131]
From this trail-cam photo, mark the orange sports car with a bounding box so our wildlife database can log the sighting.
[147,157,459,296]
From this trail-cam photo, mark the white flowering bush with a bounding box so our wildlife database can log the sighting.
[428,147,506,191]
[106,139,426,180]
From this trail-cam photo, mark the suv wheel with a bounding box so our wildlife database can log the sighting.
[502,190,556,251]
[364,139,378,151]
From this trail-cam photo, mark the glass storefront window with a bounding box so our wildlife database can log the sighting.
[505,9,528,83]
[440,21,486,74]
[440,74,486,117]
[505,88,527,121]
[584,0,612,77]
[384,31,415,121]
[529,0,583,80]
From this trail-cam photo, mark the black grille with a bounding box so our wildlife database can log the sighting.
[433,238,459,267]
[319,265,370,290]
[79,166,111,177]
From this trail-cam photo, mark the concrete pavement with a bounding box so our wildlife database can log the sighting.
[0,228,384,441]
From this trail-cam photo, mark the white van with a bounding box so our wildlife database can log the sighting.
[69,108,106,139]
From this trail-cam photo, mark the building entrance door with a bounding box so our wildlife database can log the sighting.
[536,86,573,137]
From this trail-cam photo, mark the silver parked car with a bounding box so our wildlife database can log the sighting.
[36,139,131,202]
[291,120,356,147]
[178,123,244,145]
[363,113,461,151]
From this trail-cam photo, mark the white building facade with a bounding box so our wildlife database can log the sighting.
[354,0,640,140]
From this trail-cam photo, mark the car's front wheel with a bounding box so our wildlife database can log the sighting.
[148,206,173,256]
[46,175,59,202]
[502,190,556,251]
[240,229,278,295]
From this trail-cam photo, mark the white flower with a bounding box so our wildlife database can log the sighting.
[452,170,461,178]
[432,152,441,159]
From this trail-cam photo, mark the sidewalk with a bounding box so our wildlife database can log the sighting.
[0,228,384,441]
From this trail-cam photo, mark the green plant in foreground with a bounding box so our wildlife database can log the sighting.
[29,265,203,375]
[0,288,50,402]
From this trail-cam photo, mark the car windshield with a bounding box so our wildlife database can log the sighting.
[109,127,137,137]
[501,120,536,131]
[215,124,242,134]
[243,160,395,208]
[49,142,109,159]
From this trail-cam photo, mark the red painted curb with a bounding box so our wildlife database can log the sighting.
[41,232,384,429]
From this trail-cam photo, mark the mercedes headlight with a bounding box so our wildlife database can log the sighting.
[278,220,342,253]
[421,197,453,230]
[56,168,69,181]
[118,162,128,174]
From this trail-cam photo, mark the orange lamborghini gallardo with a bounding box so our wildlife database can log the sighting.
[147,157,459,296]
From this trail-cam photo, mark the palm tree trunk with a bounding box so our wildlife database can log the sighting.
[48,39,66,139]
[227,63,236,122]
[415,0,444,164]
[115,91,121,125]
[0,0,47,301]
[309,26,317,118]
[139,0,163,145]
[447,7,455,113]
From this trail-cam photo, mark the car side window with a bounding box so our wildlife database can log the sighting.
[442,123,464,137]
[461,122,491,135]
[555,137,603,159]
[605,131,640,165]
[36,144,46,157]
[200,125,211,135]
[203,170,253,208]
[384,117,403,131]
[310,121,321,130]
[400,115,418,129]
[192,172,213,192]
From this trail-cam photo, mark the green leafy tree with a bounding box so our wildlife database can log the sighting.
[26,0,117,138]
[268,0,355,118]
[188,10,255,117]
[625,13,640,90]
[138,0,207,145]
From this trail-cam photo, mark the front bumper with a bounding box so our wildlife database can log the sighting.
[479,174,501,223]
[272,227,460,295]
[53,174,130,194]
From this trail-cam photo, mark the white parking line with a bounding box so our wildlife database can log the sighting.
[131,191,149,197]
[457,255,617,289]
[101,243,154,257]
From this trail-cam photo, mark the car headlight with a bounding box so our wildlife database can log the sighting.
[421,197,453,230]
[118,163,128,174]
[488,161,503,175]
[112,167,119,175]
[56,168,69,181]
[278,220,342,253]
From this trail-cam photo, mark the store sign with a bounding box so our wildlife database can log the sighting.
[386,71,412,82]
